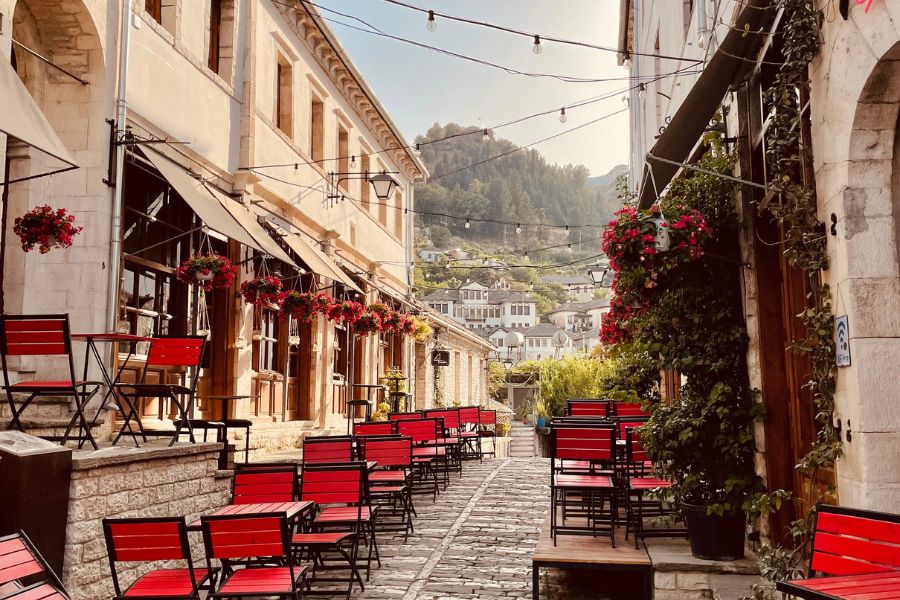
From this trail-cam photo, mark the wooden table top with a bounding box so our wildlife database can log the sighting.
[188,501,313,530]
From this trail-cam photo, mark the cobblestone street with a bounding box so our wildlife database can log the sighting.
[330,457,631,600]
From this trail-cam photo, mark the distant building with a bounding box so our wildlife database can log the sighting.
[418,248,445,263]
[422,281,538,332]
[540,274,597,301]
[522,322,572,361]
[548,298,611,331]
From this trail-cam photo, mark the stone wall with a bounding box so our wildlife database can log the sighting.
[63,443,230,600]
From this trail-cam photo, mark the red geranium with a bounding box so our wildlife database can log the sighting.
[240,276,282,306]
[280,291,333,321]
[175,254,237,292]
[354,311,383,337]
[13,205,83,254]
[325,300,364,325]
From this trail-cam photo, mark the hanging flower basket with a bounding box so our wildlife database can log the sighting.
[381,310,414,335]
[353,311,383,337]
[367,303,390,318]
[13,205,83,254]
[240,276,283,306]
[411,316,434,341]
[325,300,364,325]
[280,291,333,321]
[175,254,237,291]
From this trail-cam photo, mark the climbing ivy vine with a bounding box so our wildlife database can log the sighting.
[746,0,841,595]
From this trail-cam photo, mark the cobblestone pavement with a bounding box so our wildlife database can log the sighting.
[312,457,629,600]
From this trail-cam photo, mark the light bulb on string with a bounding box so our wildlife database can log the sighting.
[638,83,647,100]
[565,225,570,236]
[482,129,490,142]
[567,243,573,253]
[532,35,542,54]
[621,95,630,107]
[559,107,567,123]
[350,155,357,169]
[515,223,522,234]
[426,10,437,31]
[464,218,471,229]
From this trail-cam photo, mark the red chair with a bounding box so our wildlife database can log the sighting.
[607,401,649,418]
[103,517,212,599]
[361,436,416,539]
[114,336,206,447]
[567,399,610,418]
[200,513,306,600]
[387,411,422,422]
[353,422,394,458]
[0,531,68,599]
[232,465,298,504]
[0,315,102,449]
[303,435,353,465]
[550,423,618,546]
[298,462,378,587]
[3,582,68,600]
[423,409,463,476]
[397,417,446,495]
[478,409,497,458]
[457,406,482,461]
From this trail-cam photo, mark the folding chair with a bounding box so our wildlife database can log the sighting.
[303,436,353,466]
[299,462,379,586]
[103,517,213,599]
[201,512,307,599]
[387,411,423,423]
[360,436,416,540]
[607,401,649,418]
[423,408,463,476]
[291,462,368,600]
[550,423,618,546]
[622,428,685,548]
[396,417,446,496]
[0,531,68,599]
[567,399,610,418]
[0,315,102,449]
[232,465,298,504]
[457,406,481,461]
[113,336,206,447]
[478,409,497,458]
[352,422,394,458]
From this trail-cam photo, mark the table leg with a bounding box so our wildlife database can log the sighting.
[532,564,539,600]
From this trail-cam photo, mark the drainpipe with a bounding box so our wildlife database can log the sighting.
[107,0,132,332]
[697,0,709,51]
[631,0,642,192]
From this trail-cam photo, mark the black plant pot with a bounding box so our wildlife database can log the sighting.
[682,503,745,561]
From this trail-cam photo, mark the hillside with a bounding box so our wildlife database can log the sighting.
[414,123,624,245]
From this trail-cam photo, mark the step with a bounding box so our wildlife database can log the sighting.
[0,396,74,419]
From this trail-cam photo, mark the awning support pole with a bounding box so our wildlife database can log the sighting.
[107,0,132,332]
[11,39,89,85]
[646,153,774,193]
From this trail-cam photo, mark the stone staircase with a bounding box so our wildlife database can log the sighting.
[0,395,111,443]
[509,421,535,457]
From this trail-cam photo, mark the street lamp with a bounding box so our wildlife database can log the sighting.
[588,262,609,285]
[502,358,514,371]
[368,172,399,201]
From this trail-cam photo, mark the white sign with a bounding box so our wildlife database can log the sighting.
[835,315,851,367]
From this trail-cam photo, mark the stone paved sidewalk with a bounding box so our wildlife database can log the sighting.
[319,457,626,600]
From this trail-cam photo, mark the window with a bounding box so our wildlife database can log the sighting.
[524,305,531,316]
[275,55,293,137]
[394,190,403,239]
[208,0,222,72]
[310,95,324,166]
[253,309,280,372]
[337,125,349,191]
[145,0,175,35]
[360,154,371,210]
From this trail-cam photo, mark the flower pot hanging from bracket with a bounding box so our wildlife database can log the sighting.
[650,217,671,252]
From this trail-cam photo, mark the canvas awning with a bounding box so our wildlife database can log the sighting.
[206,187,299,267]
[277,232,365,294]
[0,58,78,184]
[637,0,774,208]
[143,147,264,252]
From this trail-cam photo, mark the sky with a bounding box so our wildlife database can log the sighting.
[313,0,631,178]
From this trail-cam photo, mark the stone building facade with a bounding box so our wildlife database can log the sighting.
[0,0,491,450]
[619,0,900,519]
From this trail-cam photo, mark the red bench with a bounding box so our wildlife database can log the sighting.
[776,504,900,599]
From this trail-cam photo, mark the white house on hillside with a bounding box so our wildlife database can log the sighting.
[548,299,611,331]
[423,281,538,332]
[541,274,597,301]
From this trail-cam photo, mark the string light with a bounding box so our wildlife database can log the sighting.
[532,35,542,54]
[350,155,357,168]
[464,218,471,229]
[482,129,490,142]
[515,223,522,234]
[426,9,437,31]
[565,225,570,235]
[638,83,647,100]
[559,107,567,123]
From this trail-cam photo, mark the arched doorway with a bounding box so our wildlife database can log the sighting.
[3,0,107,331]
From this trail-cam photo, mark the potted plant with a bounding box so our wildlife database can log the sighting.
[240,275,282,306]
[353,310,382,337]
[411,316,434,341]
[13,205,84,254]
[175,254,238,291]
[534,400,549,428]
[324,300,364,325]
[280,291,332,321]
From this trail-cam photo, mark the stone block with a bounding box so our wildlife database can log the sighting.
[844,277,900,338]
[677,572,712,591]
[844,216,899,278]
[842,337,900,433]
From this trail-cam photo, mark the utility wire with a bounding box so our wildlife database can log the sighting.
[380,0,703,62]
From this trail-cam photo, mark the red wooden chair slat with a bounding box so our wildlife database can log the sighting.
[0,533,65,595]
[303,436,353,464]
[232,467,297,504]
[458,406,480,425]
[103,517,206,599]
[608,402,649,418]
[389,411,424,422]
[479,410,496,425]
[567,399,609,417]
[365,437,413,468]
[354,422,394,437]
[425,409,460,430]
[5,583,67,600]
